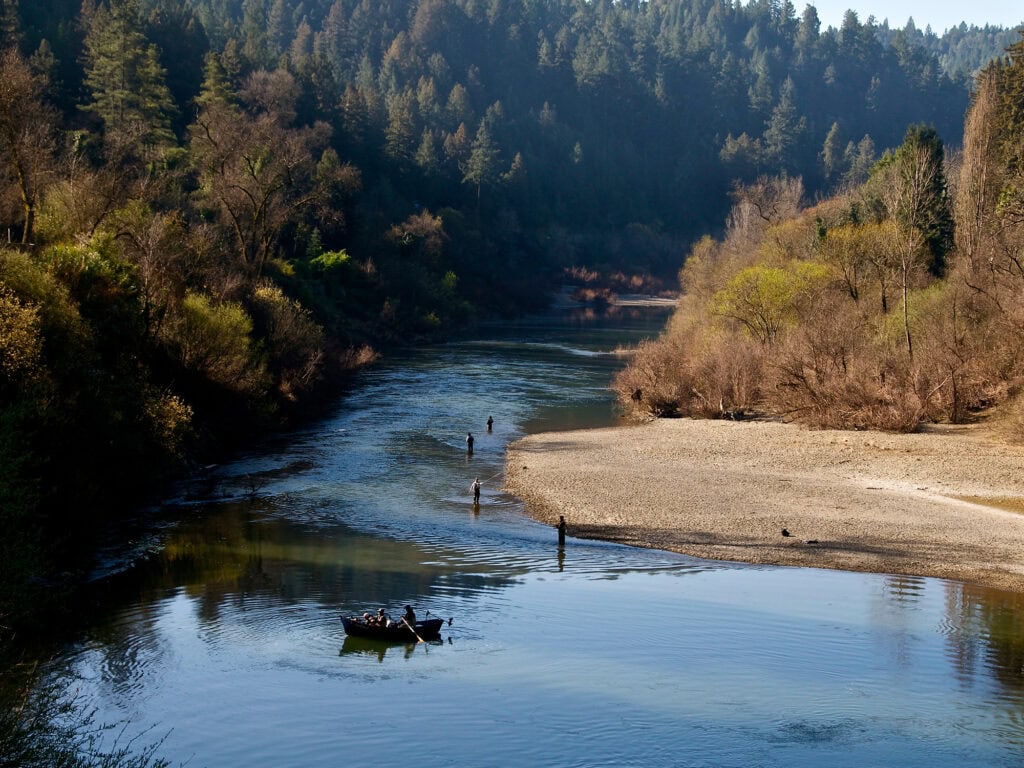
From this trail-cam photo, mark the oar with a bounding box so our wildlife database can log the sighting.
[402,616,425,644]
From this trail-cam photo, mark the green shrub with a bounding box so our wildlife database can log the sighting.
[249,283,325,400]
[165,291,267,393]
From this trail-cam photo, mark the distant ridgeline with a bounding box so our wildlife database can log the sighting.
[5,1,1021,266]
[0,0,1022,639]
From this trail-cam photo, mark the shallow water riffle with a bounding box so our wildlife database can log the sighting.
[41,306,1024,767]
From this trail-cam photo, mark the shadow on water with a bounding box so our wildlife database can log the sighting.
[85,497,533,627]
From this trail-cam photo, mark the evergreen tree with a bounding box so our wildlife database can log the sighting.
[143,0,209,132]
[464,121,500,207]
[763,76,805,170]
[266,0,292,62]
[314,0,348,78]
[844,135,876,186]
[892,124,954,274]
[795,5,819,55]
[820,122,845,183]
[81,0,176,149]
[196,50,234,108]
[415,128,439,173]
[340,83,368,150]
[384,89,417,164]
[443,121,471,171]
[239,0,270,67]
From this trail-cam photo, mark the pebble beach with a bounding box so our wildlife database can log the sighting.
[504,418,1024,591]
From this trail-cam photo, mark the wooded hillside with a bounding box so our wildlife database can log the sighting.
[615,34,1024,438]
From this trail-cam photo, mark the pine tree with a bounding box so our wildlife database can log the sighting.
[196,50,235,109]
[820,122,845,183]
[464,121,501,207]
[415,128,439,174]
[384,90,416,164]
[763,76,805,170]
[266,0,292,61]
[843,135,876,186]
[81,0,176,149]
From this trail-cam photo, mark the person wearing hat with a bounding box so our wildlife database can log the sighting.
[402,605,416,625]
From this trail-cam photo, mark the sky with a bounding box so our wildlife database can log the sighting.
[806,0,1024,34]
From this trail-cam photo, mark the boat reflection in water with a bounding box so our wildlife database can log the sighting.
[339,634,448,662]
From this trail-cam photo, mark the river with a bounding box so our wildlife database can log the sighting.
[43,306,1024,767]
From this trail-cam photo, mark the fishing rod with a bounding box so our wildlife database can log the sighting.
[476,470,503,485]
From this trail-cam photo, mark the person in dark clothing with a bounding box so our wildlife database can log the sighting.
[487,416,493,432]
[402,605,416,625]
[472,477,481,502]
[466,432,474,453]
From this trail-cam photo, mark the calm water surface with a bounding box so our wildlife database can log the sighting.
[47,308,1024,767]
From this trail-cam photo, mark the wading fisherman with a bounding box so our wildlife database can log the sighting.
[466,432,474,453]
[472,477,481,502]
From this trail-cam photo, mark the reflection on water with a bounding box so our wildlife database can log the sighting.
[42,307,1024,767]
[339,635,448,662]
[946,583,1024,697]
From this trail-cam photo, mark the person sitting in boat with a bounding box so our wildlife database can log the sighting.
[402,605,416,625]
[362,612,372,625]
[376,607,391,627]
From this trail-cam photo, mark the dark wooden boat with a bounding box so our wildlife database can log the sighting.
[341,616,445,642]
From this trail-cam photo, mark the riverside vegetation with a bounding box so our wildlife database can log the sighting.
[616,36,1024,437]
[0,0,1022,763]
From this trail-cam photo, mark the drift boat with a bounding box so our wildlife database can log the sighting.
[341,615,446,642]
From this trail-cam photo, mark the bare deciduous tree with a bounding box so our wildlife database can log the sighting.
[0,49,59,244]
[110,202,193,337]
[955,69,1000,268]
[882,144,944,360]
[189,70,341,277]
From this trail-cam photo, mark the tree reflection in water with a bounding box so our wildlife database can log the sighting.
[946,582,1024,698]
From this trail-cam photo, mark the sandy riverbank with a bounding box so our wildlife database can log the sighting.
[504,418,1024,591]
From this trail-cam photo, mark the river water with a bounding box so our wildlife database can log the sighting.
[46,307,1024,767]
